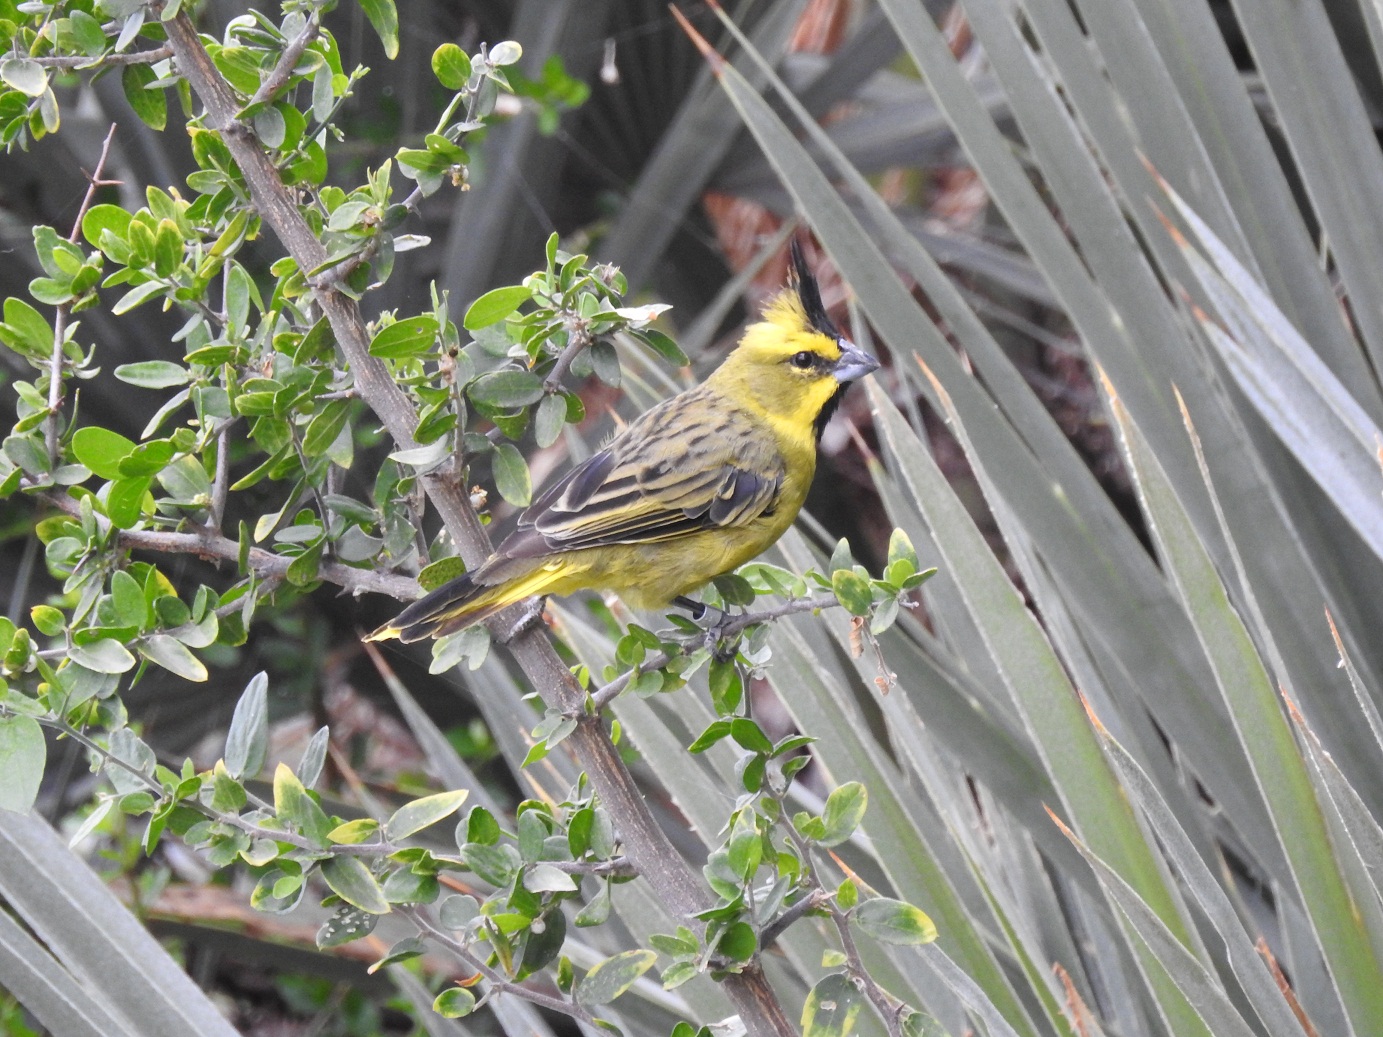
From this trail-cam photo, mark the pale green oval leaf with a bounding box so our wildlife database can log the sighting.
[321,854,390,914]
[0,715,44,813]
[431,43,471,90]
[71,426,135,480]
[491,441,531,506]
[463,285,531,330]
[852,897,937,946]
[385,789,469,840]
[575,949,657,1006]
[68,637,136,674]
[139,634,207,681]
[114,361,190,389]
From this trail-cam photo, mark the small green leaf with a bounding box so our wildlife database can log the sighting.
[802,973,862,1037]
[534,392,567,447]
[886,527,919,571]
[491,441,531,506]
[106,476,151,528]
[303,399,351,456]
[0,715,44,813]
[575,949,657,1006]
[368,936,425,974]
[463,285,531,329]
[716,920,757,962]
[121,62,167,130]
[525,863,578,893]
[114,361,190,389]
[432,987,476,1018]
[852,897,937,946]
[273,762,333,844]
[689,713,737,755]
[224,672,268,779]
[634,328,689,367]
[108,571,146,628]
[29,605,65,636]
[469,369,544,409]
[713,572,755,607]
[1,58,46,98]
[0,297,52,358]
[385,789,469,840]
[489,41,522,66]
[328,818,380,844]
[138,634,207,681]
[432,43,471,90]
[316,904,377,948]
[71,427,135,480]
[82,204,133,250]
[369,315,438,359]
[820,781,867,847]
[830,568,873,616]
[729,717,773,755]
[357,0,399,58]
[68,637,136,674]
[708,658,742,714]
[418,556,464,591]
[117,438,174,478]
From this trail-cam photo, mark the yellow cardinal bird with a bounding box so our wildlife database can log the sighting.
[368,242,879,643]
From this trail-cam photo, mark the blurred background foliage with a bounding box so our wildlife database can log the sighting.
[6,0,1383,1034]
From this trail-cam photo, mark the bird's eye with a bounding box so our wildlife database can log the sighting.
[790,351,815,370]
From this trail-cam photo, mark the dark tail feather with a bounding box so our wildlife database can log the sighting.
[367,572,490,644]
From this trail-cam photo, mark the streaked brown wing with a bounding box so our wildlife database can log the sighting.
[497,390,784,559]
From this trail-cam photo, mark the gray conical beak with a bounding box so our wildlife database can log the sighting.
[832,339,881,383]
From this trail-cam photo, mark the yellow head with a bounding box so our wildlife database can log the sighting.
[708,243,880,438]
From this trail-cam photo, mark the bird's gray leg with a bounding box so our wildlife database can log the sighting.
[672,595,714,622]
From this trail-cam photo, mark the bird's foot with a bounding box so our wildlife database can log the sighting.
[672,596,739,661]
[496,597,546,644]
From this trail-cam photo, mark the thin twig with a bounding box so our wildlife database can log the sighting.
[248,8,322,108]
[34,45,172,68]
[46,124,120,468]
[545,855,637,878]
[543,318,595,392]
[780,805,909,1037]
[208,420,233,533]
[402,906,602,1026]
[587,595,838,710]
[758,887,829,949]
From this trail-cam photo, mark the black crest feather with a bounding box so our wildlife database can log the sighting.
[789,239,840,339]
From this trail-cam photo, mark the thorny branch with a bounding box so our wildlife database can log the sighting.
[154,15,798,1034]
[248,7,322,108]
